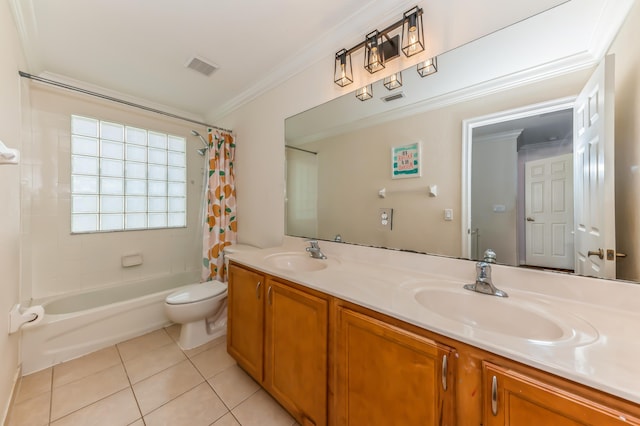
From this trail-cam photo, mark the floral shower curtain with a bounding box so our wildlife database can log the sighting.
[201,129,237,282]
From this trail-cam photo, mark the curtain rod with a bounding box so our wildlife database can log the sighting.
[285,145,317,155]
[18,71,233,134]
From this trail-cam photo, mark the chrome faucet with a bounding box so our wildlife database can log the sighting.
[463,249,508,297]
[305,240,327,259]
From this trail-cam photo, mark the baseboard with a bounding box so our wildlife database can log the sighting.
[1,364,22,426]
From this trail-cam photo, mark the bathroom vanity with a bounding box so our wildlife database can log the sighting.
[226,239,640,426]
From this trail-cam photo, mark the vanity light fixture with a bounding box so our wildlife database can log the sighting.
[401,6,425,57]
[334,49,354,87]
[383,72,403,90]
[333,6,424,87]
[417,56,438,77]
[355,84,373,101]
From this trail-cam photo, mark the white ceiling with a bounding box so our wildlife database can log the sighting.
[9,0,568,121]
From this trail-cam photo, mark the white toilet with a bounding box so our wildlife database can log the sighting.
[164,280,227,350]
[164,243,257,350]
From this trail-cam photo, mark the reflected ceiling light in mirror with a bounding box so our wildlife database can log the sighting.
[355,84,373,101]
[384,72,403,90]
[417,56,438,77]
[402,6,425,57]
[334,49,353,87]
[364,30,385,73]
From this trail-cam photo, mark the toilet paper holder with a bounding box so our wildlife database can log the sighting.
[8,303,44,334]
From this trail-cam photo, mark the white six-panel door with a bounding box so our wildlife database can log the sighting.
[573,55,616,279]
[525,154,574,269]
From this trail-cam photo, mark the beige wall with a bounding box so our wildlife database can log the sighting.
[0,1,27,420]
[609,0,640,281]
[22,85,203,300]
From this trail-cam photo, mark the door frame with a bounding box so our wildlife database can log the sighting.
[461,96,576,260]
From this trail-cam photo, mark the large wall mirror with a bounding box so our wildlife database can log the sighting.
[285,0,640,283]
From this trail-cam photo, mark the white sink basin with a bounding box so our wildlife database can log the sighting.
[413,286,598,344]
[264,252,329,272]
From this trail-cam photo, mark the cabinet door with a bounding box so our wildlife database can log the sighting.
[264,279,328,426]
[483,362,640,425]
[334,307,455,426]
[227,264,265,382]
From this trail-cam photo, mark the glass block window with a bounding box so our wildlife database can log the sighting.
[71,115,187,233]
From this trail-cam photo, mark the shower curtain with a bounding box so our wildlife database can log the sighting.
[201,129,237,282]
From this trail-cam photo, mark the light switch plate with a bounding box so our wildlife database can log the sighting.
[444,208,453,221]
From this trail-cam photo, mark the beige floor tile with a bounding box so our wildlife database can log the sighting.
[128,420,145,426]
[164,324,180,342]
[117,328,173,361]
[51,363,129,421]
[133,359,204,415]
[211,412,241,426]
[143,382,228,426]
[190,341,236,379]
[183,334,227,358]
[7,391,50,426]
[16,367,52,403]
[53,345,121,388]
[208,364,260,409]
[50,388,141,426]
[122,342,186,384]
[232,389,295,426]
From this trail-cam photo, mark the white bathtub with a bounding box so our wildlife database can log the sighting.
[21,272,199,374]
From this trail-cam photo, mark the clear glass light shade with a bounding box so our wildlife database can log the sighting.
[364,30,385,74]
[334,49,353,87]
[402,7,425,57]
[417,56,438,77]
[383,72,403,90]
[355,84,373,101]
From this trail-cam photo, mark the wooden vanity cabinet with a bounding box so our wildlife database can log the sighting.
[264,278,328,426]
[333,305,456,426]
[229,263,640,426]
[482,361,640,426]
[227,263,328,425]
[227,264,265,381]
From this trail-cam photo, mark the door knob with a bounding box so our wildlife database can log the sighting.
[526,217,535,222]
[587,248,604,259]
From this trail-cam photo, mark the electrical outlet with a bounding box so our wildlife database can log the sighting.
[379,208,393,230]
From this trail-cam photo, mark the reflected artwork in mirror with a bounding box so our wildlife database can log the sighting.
[284,0,640,283]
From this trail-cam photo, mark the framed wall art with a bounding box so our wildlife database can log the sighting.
[391,142,421,179]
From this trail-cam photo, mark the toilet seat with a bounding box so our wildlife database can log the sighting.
[166,281,227,305]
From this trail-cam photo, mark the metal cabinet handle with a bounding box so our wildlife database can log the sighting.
[267,286,273,305]
[587,248,604,259]
[441,354,448,391]
[526,217,535,222]
[255,281,261,299]
[491,375,498,416]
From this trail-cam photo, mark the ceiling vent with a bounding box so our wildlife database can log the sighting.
[381,92,405,103]
[186,56,218,77]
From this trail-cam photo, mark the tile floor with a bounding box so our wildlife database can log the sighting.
[8,325,299,426]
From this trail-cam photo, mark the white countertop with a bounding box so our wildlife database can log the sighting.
[228,237,640,405]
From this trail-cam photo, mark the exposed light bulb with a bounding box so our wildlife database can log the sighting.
[370,46,380,70]
[408,26,418,54]
[339,63,346,83]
